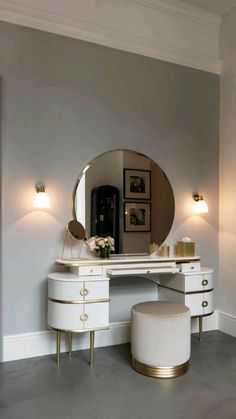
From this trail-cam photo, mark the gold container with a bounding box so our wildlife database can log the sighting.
[160,244,170,257]
[176,241,195,257]
[149,243,158,253]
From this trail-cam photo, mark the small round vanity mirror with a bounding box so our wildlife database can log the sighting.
[72,149,175,254]
[67,220,86,241]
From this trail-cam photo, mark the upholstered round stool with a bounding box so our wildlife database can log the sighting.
[131,301,191,378]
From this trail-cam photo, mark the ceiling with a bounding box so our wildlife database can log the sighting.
[182,0,236,16]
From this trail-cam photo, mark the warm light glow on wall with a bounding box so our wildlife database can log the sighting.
[34,183,50,209]
[193,194,208,213]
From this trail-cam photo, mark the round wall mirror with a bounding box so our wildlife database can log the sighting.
[72,149,175,254]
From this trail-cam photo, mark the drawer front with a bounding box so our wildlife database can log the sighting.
[159,274,211,292]
[158,288,213,317]
[84,281,109,301]
[83,302,109,330]
[70,265,102,276]
[48,301,84,330]
[180,262,201,273]
[48,279,109,301]
[185,274,213,292]
[48,279,84,301]
[48,301,109,331]
[185,291,213,316]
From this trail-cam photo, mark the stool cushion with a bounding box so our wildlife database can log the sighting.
[131,301,190,368]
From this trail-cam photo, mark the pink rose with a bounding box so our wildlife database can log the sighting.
[98,239,105,247]
[88,237,96,252]
[107,236,114,246]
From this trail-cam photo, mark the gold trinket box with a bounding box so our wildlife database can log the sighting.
[176,241,195,257]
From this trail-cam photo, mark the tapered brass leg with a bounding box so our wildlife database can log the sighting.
[199,316,203,343]
[68,332,72,357]
[56,331,61,366]
[90,331,95,367]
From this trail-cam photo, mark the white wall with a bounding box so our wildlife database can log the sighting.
[219,5,236,336]
[0,21,219,359]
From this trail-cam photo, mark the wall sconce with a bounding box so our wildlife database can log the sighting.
[34,183,50,209]
[193,194,208,213]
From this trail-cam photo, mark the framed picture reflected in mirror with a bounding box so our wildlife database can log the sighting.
[124,169,151,200]
[124,202,151,232]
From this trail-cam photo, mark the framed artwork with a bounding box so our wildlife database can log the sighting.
[124,202,151,232]
[124,169,151,200]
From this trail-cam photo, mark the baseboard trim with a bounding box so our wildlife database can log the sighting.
[3,313,219,362]
[191,310,219,334]
[3,321,131,362]
[218,311,236,337]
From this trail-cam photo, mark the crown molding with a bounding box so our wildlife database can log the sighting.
[128,0,221,29]
[0,0,221,74]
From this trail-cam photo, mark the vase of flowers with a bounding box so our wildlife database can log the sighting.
[86,236,115,258]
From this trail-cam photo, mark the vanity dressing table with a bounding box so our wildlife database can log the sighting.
[47,149,213,366]
[48,255,214,365]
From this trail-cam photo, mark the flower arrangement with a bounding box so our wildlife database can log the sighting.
[86,236,115,258]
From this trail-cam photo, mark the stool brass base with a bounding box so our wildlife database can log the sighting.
[132,358,189,378]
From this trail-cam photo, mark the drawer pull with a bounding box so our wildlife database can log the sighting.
[202,279,208,286]
[202,301,208,308]
[147,270,151,274]
[80,313,88,321]
[89,269,93,274]
[80,288,89,296]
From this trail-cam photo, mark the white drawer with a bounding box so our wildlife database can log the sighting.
[48,279,109,301]
[158,288,214,317]
[83,302,109,330]
[70,265,102,276]
[48,300,109,331]
[185,291,214,316]
[84,281,109,301]
[48,301,84,330]
[180,262,201,272]
[159,272,213,292]
[185,273,213,292]
[48,279,83,301]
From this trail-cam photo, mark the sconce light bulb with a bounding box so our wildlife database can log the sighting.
[193,194,208,214]
[34,183,50,209]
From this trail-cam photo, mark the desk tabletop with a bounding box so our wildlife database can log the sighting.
[56,255,200,267]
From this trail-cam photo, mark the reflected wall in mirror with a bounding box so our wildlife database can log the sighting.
[73,150,175,254]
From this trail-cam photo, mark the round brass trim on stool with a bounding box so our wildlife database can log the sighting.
[132,358,189,378]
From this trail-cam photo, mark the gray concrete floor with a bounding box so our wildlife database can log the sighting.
[0,331,236,419]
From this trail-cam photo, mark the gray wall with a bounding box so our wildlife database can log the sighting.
[220,5,236,320]
[0,77,3,359]
[0,21,219,336]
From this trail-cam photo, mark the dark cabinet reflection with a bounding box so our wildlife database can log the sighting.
[91,185,120,253]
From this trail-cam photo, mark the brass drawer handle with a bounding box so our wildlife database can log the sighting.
[80,288,89,296]
[80,313,88,321]
[202,301,208,308]
[202,279,208,286]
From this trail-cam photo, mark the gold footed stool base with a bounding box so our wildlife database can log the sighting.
[132,358,189,378]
